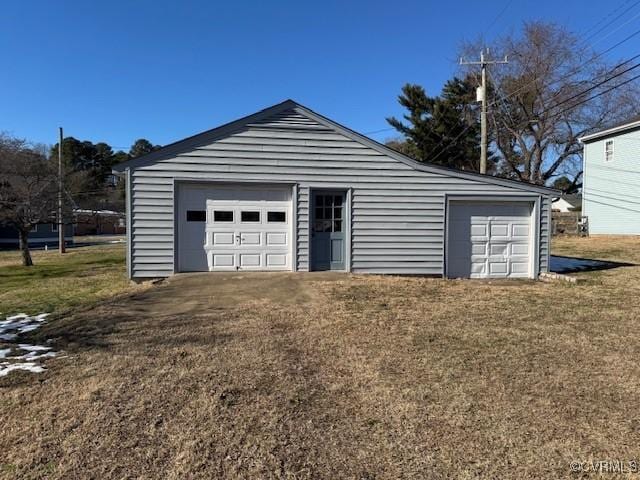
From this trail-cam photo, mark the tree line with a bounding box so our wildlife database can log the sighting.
[0,136,159,265]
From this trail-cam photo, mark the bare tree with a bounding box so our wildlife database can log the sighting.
[0,134,58,266]
[461,22,640,186]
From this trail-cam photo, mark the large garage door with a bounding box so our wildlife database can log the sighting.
[447,201,533,279]
[177,184,292,272]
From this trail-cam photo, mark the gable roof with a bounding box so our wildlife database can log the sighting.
[112,99,557,195]
[579,114,640,143]
[553,194,581,207]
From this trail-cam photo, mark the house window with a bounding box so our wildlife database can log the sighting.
[186,210,206,222]
[213,210,233,222]
[52,223,58,233]
[30,225,38,233]
[605,140,614,162]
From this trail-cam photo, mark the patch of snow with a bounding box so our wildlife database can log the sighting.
[0,313,58,378]
[18,344,52,352]
[18,324,40,333]
[9,351,57,361]
[0,362,45,377]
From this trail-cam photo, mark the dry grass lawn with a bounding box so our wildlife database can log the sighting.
[1,236,639,479]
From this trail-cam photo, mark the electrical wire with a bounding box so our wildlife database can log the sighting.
[484,0,514,34]
[483,26,640,113]
[579,0,638,38]
[585,163,640,175]
[584,186,640,202]
[583,194,640,213]
[585,175,640,189]
[427,67,640,166]
[376,23,640,154]
[582,0,640,45]
[539,72,640,119]
[537,61,640,116]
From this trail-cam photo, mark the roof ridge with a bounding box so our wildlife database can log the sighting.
[112,99,557,195]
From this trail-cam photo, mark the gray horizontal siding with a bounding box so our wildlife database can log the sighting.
[129,108,551,278]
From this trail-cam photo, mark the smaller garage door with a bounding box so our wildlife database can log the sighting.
[447,201,534,279]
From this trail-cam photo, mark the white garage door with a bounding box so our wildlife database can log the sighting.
[177,184,292,272]
[447,201,533,279]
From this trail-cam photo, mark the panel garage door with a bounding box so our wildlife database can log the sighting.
[177,184,292,272]
[447,201,533,279]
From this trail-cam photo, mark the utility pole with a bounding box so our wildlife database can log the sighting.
[58,127,66,254]
[460,49,508,174]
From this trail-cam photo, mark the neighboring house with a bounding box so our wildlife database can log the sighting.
[0,223,73,248]
[552,194,582,213]
[580,115,640,234]
[113,100,556,281]
[74,209,126,235]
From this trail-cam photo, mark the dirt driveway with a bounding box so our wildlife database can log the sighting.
[2,257,640,479]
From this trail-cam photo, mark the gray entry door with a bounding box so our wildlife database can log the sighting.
[311,191,346,271]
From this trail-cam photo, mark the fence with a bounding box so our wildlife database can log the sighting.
[551,212,589,236]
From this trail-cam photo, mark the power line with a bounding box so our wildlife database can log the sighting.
[537,61,640,117]
[585,173,640,188]
[583,194,640,213]
[585,186,640,202]
[484,0,514,34]
[587,163,640,175]
[588,7,640,48]
[582,0,640,45]
[579,0,638,38]
[540,72,640,119]
[428,66,640,168]
[483,26,640,114]
[389,14,640,168]
[363,127,395,135]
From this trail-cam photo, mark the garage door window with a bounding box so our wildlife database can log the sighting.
[267,211,286,223]
[186,210,206,222]
[241,211,260,222]
[213,210,233,222]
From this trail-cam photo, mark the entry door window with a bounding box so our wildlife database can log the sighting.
[314,195,343,233]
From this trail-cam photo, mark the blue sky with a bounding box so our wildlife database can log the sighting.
[0,0,631,151]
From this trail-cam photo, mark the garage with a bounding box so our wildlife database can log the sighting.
[447,199,537,279]
[177,183,292,272]
[115,100,554,280]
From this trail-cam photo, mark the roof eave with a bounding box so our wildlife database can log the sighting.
[579,120,640,143]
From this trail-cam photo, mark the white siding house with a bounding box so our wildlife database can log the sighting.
[113,100,556,280]
[580,116,640,235]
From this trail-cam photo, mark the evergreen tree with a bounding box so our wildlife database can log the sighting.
[386,77,494,172]
[129,138,160,158]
